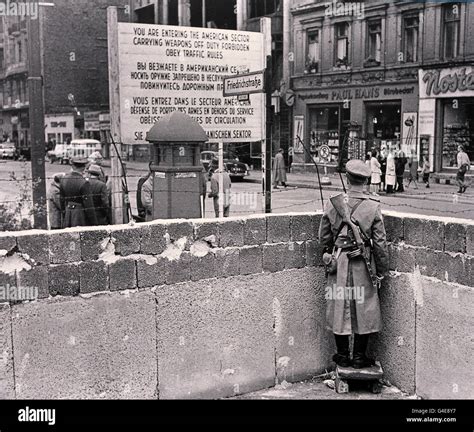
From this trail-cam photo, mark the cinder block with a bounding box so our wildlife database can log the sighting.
[263,244,287,273]
[190,253,216,282]
[290,215,314,242]
[167,222,194,250]
[444,223,466,253]
[416,278,474,399]
[109,259,137,291]
[369,273,416,394]
[80,261,108,294]
[49,232,81,264]
[389,244,416,273]
[17,234,49,266]
[383,214,404,243]
[112,228,141,257]
[215,248,240,278]
[155,276,275,399]
[266,215,290,244]
[49,264,80,297]
[0,236,17,253]
[218,220,244,248]
[305,240,325,268]
[137,257,167,289]
[194,222,218,242]
[0,303,14,399]
[17,266,49,300]
[286,242,306,270]
[243,217,266,246]
[0,271,17,300]
[165,253,191,285]
[141,224,167,255]
[12,292,157,399]
[466,225,474,256]
[403,218,423,248]
[273,268,334,383]
[239,246,263,276]
[423,220,445,251]
[311,214,323,236]
[414,249,444,281]
[80,230,110,261]
[441,253,471,287]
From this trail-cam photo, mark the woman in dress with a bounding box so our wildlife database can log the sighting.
[370,150,382,195]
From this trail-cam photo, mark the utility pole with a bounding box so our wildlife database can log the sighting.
[27,0,47,230]
[265,54,273,214]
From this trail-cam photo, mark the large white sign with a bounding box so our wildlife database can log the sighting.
[116,23,265,144]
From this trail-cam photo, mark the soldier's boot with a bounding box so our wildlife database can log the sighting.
[352,333,376,369]
[333,335,351,368]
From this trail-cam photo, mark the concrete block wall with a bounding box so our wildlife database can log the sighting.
[0,212,472,399]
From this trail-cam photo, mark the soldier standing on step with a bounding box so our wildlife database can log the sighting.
[318,159,389,369]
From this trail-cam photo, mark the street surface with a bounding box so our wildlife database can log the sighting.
[0,160,473,224]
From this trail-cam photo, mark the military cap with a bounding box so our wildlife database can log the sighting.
[71,157,89,166]
[87,164,102,176]
[346,159,371,179]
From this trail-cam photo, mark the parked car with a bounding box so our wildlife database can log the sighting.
[200,150,250,180]
[67,139,102,163]
[47,144,70,164]
[0,143,16,159]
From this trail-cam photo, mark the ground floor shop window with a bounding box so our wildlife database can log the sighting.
[441,98,474,169]
[365,102,401,153]
[308,105,350,165]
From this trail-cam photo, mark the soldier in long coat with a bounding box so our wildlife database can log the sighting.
[60,157,98,228]
[319,159,389,369]
[273,148,288,189]
[86,164,111,226]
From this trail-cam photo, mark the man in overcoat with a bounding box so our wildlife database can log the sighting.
[86,164,111,226]
[273,148,288,189]
[319,159,389,369]
[60,157,98,228]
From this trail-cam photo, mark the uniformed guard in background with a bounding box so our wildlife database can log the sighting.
[60,157,98,228]
[319,159,389,369]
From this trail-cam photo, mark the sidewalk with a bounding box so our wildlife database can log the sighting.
[230,375,413,400]
[106,160,473,204]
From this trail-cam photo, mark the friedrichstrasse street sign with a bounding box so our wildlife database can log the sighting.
[223,70,265,97]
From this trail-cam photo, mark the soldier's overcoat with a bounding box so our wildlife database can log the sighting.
[60,172,98,228]
[319,191,389,335]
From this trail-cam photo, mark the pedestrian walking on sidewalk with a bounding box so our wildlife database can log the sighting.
[273,148,288,189]
[378,150,387,192]
[456,145,471,194]
[395,150,407,193]
[421,156,431,188]
[319,159,389,369]
[370,150,381,195]
[209,159,232,218]
[406,150,419,190]
[385,150,396,194]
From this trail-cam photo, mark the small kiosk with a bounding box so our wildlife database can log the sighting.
[146,111,208,220]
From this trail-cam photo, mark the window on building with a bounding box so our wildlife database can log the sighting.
[17,41,22,63]
[403,15,419,63]
[334,22,350,66]
[248,0,280,19]
[366,19,381,63]
[306,30,320,73]
[443,3,460,59]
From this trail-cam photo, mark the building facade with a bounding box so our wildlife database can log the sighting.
[289,0,474,174]
[0,0,128,158]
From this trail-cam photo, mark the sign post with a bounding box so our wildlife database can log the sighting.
[107,6,125,225]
